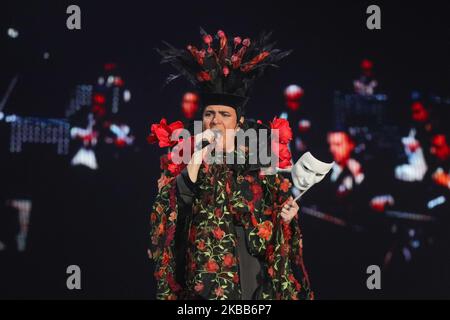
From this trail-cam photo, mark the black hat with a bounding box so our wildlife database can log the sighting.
[156,27,291,118]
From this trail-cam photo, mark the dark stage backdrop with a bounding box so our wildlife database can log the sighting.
[0,1,449,299]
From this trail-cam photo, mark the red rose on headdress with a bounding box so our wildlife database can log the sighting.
[203,34,213,45]
[147,118,184,148]
[242,38,251,47]
[222,66,230,77]
[217,30,225,38]
[234,37,242,47]
[197,71,211,82]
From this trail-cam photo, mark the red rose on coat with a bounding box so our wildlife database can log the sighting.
[213,227,225,240]
[215,286,224,297]
[162,251,170,266]
[148,118,184,148]
[280,178,291,193]
[257,221,273,241]
[205,259,219,273]
[197,240,206,251]
[223,253,234,268]
[232,273,239,284]
[270,117,293,144]
[250,183,263,202]
[215,208,223,218]
[194,282,204,293]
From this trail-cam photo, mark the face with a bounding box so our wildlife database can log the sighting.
[327,132,355,165]
[411,102,429,123]
[430,134,450,162]
[292,152,334,193]
[203,105,243,149]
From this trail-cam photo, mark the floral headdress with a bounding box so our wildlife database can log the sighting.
[156,27,292,118]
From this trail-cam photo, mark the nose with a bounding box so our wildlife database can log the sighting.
[305,173,315,185]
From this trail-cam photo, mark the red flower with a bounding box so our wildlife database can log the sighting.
[217,30,225,38]
[166,272,182,292]
[205,259,219,273]
[270,117,293,144]
[232,273,239,284]
[203,34,213,45]
[268,266,275,278]
[197,71,211,82]
[215,208,223,218]
[215,286,224,297]
[233,37,242,47]
[223,253,234,268]
[222,66,229,77]
[266,244,275,263]
[231,55,240,69]
[162,251,170,266]
[197,240,206,251]
[272,140,292,169]
[213,227,225,240]
[280,178,291,193]
[148,118,184,148]
[194,282,204,293]
[242,38,251,47]
[167,162,184,176]
[257,221,273,241]
[250,183,263,202]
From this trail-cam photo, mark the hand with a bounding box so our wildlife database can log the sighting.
[280,196,299,224]
[194,129,220,147]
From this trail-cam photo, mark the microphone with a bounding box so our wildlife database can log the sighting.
[195,129,221,150]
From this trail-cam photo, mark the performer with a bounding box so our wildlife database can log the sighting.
[148,29,313,300]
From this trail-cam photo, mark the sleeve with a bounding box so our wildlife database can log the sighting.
[255,172,314,300]
[149,169,187,300]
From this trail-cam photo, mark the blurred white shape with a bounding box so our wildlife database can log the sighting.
[7,28,19,38]
[123,90,131,102]
[107,75,114,86]
[98,77,105,85]
[395,129,427,182]
[5,114,17,122]
[71,148,98,170]
[0,111,4,121]
[279,112,288,120]
[427,196,446,209]
[43,52,50,60]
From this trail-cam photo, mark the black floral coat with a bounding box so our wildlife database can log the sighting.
[149,148,314,300]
